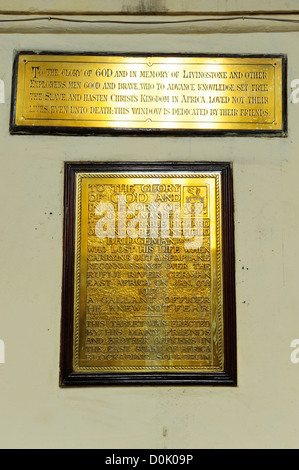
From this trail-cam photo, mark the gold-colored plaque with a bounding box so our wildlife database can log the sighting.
[60,162,237,386]
[11,53,286,134]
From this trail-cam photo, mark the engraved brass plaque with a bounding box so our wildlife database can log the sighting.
[60,162,236,386]
[11,53,286,135]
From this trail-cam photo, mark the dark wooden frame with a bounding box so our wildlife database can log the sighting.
[60,161,237,386]
[10,51,287,137]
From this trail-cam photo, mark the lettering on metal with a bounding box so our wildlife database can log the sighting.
[11,53,286,135]
[60,162,237,386]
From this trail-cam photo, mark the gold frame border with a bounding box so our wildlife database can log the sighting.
[73,172,223,373]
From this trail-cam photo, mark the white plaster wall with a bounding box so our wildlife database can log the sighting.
[0,30,298,448]
[1,0,299,14]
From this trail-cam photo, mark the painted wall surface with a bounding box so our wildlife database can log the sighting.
[0,30,299,449]
[1,0,299,14]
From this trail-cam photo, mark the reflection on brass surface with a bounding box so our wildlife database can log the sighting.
[73,172,223,373]
[12,54,284,132]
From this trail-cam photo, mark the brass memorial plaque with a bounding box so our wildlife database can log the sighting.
[11,53,286,135]
[60,162,236,386]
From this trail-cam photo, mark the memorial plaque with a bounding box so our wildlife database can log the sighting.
[11,53,286,135]
[60,162,236,386]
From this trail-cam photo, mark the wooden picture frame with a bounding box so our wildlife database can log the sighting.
[60,161,237,386]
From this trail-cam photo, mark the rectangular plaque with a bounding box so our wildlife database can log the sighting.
[11,53,286,136]
[60,162,236,386]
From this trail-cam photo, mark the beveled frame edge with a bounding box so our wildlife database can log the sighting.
[59,161,237,387]
[10,51,287,138]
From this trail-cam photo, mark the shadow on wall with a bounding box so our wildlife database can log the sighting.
[121,0,168,14]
